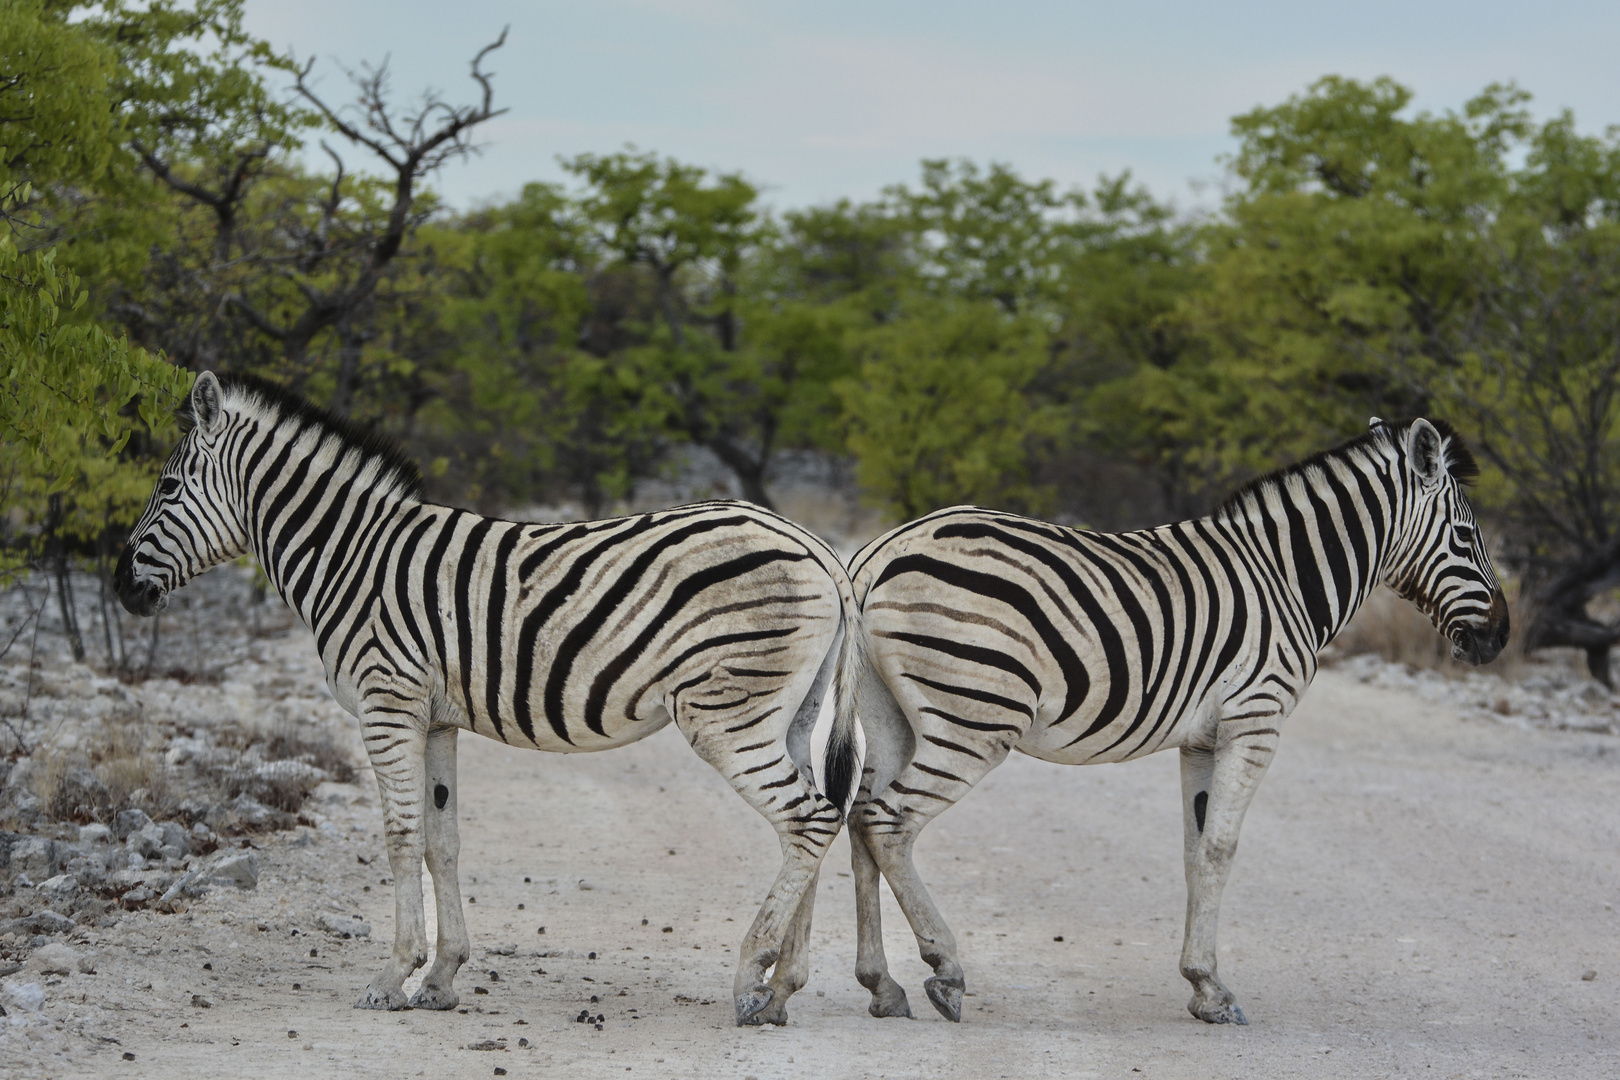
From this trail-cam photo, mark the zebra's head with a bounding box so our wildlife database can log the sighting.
[114,372,251,617]
[1377,417,1509,666]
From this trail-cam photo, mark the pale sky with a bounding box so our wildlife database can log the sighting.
[243,1,1620,216]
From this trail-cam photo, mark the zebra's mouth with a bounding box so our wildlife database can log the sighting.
[112,547,170,618]
[1450,595,1510,666]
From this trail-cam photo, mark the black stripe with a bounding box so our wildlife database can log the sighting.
[876,628,1040,696]
[902,671,1034,718]
[483,525,523,742]
[513,516,665,744]
[421,510,465,679]
[454,519,497,723]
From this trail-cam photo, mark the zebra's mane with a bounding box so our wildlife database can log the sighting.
[1216,418,1479,518]
[180,372,425,498]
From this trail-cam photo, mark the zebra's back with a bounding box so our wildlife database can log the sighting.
[332,500,848,754]
[850,506,1284,766]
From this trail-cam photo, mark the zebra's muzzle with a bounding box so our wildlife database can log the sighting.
[1451,588,1510,666]
[112,546,168,618]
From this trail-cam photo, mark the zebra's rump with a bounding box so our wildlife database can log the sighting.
[851,507,1256,766]
[425,502,845,753]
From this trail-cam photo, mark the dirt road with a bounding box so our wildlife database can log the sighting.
[8,656,1620,1079]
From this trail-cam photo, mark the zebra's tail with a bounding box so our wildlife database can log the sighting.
[815,583,867,821]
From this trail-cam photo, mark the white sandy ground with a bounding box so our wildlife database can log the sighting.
[5,631,1620,1080]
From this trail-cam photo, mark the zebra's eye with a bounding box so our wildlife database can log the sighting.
[1454,524,1474,545]
[160,477,182,498]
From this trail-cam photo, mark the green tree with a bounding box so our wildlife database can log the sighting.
[1155,75,1620,680]
[839,300,1055,519]
[0,0,193,645]
[565,149,853,508]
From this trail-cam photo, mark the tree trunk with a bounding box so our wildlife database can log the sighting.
[45,495,86,663]
[707,436,773,510]
[329,314,369,417]
[1525,534,1620,687]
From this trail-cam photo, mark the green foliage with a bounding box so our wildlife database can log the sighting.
[0,2,202,580]
[0,226,192,575]
[12,2,1620,622]
[888,158,1087,314]
[840,300,1056,519]
[0,1,122,206]
[80,0,308,167]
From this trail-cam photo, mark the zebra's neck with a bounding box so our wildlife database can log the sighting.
[230,406,421,625]
[1212,439,1409,652]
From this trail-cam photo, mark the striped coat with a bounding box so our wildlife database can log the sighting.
[116,371,862,1025]
[837,418,1508,1025]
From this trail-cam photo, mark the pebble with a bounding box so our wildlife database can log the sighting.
[78,824,114,847]
[24,942,82,976]
[206,850,261,889]
[0,910,76,938]
[38,873,79,897]
[114,809,153,842]
[316,913,371,939]
[0,980,46,1013]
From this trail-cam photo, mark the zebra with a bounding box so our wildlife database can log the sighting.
[113,371,864,1026]
[834,417,1509,1025]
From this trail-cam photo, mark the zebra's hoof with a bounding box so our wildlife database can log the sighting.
[1188,995,1248,1025]
[864,976,914,1019]
[923,975,963,1023]
[734,985,774,1026]
[408,984,460,1011]
[740,996,790,1026]
[355,985,410,1011]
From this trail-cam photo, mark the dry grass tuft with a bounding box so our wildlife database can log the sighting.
[23,713,174,824]
[259,720,357,784]
[92,711,174,816]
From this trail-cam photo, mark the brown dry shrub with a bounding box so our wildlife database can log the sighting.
[92,713,173,816]
[260,719,357,784]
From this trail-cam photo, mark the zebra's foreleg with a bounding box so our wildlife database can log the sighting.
[1177,724,1281,1025]
[409,725,469,1010]
[356,711,431,1011]
[851,818,912,1018]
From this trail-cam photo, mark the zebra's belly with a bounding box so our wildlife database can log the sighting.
[1017,670,1235,766]
[464,702,676,754]
[1015,711,1188,766]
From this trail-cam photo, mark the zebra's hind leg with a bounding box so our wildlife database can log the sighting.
[356,713,431,1011]
[855,809,968,1022]
[852,821,911,1018]
[744,868,819,1026]
[409,725,469,1010]
[727,798,839,1025]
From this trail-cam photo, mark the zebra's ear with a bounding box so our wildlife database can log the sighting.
[191,371,225,437]
[1407,418,1444,487]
